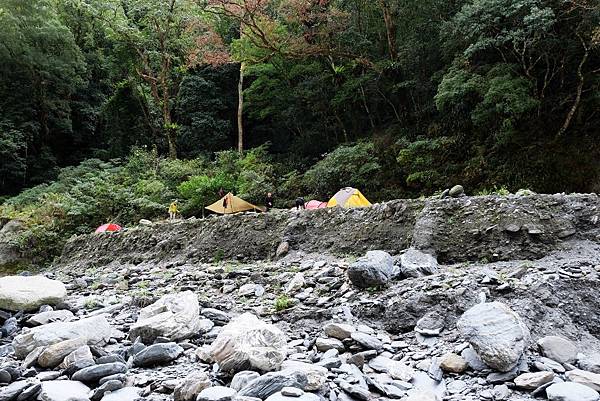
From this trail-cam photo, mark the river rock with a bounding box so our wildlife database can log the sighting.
[0,276,67,312]
[0,381,33,401]
[580,355,600,374]
[27,310,74,327]
[315,337,345,352]
[129,291,202,343]
[266,391,319,401]
[347,251,393,288]
[38,380,90,401]
[545,382,600,401]
[538,336,578,364]
[439,353,468,373]
[37,338,86,368]
[231,371,261,391]
[280,360,328,391]
[238,370,308,399]
[565,369,600,391]
[210,313,287,374]
[368,356,415,381]
[71,362,128,382]
[400,249,438,278]
[174,370,211,401]
[12,315,112,359]
[197,386,237,401]
[457,302,529,372]
[59,346,94,369]
[323,323,355,340]
[99,387,140,401]
[513,371,554,390]
[133,342,183,367]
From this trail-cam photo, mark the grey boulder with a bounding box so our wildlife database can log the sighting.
[13,315,111,359]
[132,342,183,367]
[38,380,90,401]
[347,251,393,288]
[71,362,128,383]
[400,248,438,278]
[210,313,287,374]
[457,302,529,372]
[545,382,600,401]
[538,336,578,364]
[0,276,66,312]
[129,291,203,343]
[174,370,211,401]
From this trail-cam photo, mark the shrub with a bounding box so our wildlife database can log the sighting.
[274,295,293,311]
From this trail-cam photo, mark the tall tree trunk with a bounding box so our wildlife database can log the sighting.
[557,37,589,138]
[237,62,245,154]
[379,0,397,62]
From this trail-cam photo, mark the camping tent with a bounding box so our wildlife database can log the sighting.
[205,192,263,214]
[95,223,122,233]
[305,200,327,209]
[327,187,372,208]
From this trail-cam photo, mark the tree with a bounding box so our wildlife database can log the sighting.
[93,0,209,158]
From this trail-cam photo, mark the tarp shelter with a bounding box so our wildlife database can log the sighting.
[327,187,372,208]
[305,200,327,209]
[205,192,263,214]
[95,223,122,233]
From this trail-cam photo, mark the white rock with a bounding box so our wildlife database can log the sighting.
[538,336,578,364]
[38,380,90,401]
[566,369,600,391]
[100,387,141,401]
[210,313,287,373]
[174,370,211,401]
[284,273,305,294]
[457,302,529,372]
[368,356,415,381]
[129,291,202,343]
[27,310,74,326]
[546,382,600,401]
[12,315,112,359]
[0,276,67,312]
[513,371,554,390]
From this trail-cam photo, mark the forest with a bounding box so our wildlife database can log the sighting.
[0,0,599,261]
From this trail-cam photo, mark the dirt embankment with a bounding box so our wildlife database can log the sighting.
[54,194,600,271]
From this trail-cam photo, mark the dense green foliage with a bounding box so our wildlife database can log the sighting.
[0,0,598,264]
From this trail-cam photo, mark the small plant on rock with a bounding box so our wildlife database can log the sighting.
[274,295,293,311]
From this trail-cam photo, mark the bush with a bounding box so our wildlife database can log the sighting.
[274,295,293,311]
[303,142,381,199]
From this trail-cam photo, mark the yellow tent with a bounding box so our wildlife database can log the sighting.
[205,193,264,214]
[327,187,372,208]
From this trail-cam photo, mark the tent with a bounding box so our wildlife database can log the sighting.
[327,187,372,208]
[205,192,264,214]
[305,200,327,209]
[95,223,122,233]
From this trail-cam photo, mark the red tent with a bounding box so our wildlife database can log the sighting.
[305,200,327,210]
[95,223,122,233]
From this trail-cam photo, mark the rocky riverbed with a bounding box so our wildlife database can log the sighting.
[0,194,599,401]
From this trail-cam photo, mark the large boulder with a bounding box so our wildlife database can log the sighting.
[400,248,438,278]
[546,382,600,401]
[38,380,91,401]
[0,276,67,312]
[12,315,112,359]
[210,313,287,374]
[129,291,202,343]
[457,302,530,372]
[538,336,578,364]
[173,370,211,401]
[347,251,393,288]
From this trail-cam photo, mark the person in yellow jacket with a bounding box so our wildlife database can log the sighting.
[168,200,178,220]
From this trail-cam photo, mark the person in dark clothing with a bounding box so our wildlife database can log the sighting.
[295,197,305,210]
[265,192,274,211]
[218,187,225,198]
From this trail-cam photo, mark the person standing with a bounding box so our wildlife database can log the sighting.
[265,192,274,211]
[168,200,178,220]
[295,197,305,210]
